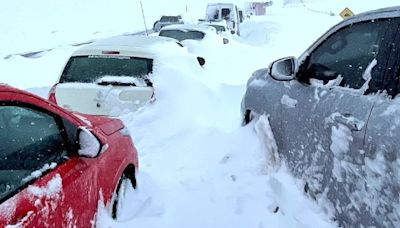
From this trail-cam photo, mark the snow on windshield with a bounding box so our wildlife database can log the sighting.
[96,76,149,87]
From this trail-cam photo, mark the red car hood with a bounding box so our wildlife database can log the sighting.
[76,114,124,136]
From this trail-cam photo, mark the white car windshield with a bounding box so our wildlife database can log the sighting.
[59,56,153,83]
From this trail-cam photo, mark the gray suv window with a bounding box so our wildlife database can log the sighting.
[302,19,390,91]
[0,105,67,202]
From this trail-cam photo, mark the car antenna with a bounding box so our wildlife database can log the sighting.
[140,1,149,36]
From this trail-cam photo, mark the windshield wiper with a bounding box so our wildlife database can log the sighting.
[97,81,136,86]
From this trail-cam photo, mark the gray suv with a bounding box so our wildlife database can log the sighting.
[241,6,400,227]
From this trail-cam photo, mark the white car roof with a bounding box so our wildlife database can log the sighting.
[160,24,216,34]
[207,3,235,7]
[199,20,228,27]
[71,35,180,59]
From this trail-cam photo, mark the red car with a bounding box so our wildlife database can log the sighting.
[0,84,138,227]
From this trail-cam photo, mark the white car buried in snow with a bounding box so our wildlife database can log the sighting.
[198,19,231,39]
[158,24,229,45]
[48,35,205,116]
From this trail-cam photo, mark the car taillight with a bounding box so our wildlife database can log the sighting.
[48,83,58,104]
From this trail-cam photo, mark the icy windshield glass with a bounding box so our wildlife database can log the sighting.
[159,30,205,41]
[59,56,153,83]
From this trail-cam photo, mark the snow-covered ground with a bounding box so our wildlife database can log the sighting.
[1,0,399,227]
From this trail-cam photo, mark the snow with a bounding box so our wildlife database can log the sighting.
[22,163,58,183]
[359,59,377,94]
[78,127,101,157]
[254,115,281,173]
[27,174,63,198]
[330,124,353,182]
[5,211,34,228]
[96,76,149,87]
[280,94,298,108]
[1,0,400,227]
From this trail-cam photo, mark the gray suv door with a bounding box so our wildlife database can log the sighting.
[282,18,396,226]
[361,23,400,227]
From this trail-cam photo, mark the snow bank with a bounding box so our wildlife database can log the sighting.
[104,38,335,227]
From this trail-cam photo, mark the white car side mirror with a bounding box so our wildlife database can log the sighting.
[78,127,101,158]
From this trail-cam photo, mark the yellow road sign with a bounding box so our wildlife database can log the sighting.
[340,7,354,19]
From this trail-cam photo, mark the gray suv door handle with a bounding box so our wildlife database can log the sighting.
[334,113,364,131]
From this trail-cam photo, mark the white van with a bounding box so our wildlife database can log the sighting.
[205,3,240,35]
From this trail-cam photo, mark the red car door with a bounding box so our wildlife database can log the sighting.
[0,93,101,227]
[0,159,98,227]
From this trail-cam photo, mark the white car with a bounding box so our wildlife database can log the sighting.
[198,19,232,40]
[159,24,229,45]
[48,35,205,116]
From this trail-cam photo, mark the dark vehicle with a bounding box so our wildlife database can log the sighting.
[241,6,400,227]
[153,15,184,32]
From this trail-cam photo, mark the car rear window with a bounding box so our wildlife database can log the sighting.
[160,16,179,22]
[59,56,153,83]
[159,30,205,41]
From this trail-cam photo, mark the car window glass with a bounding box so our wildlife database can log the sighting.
[221,8,231,20]
[0,105,68,202]
[60,56,153,83]
[210,25,226,33]
[304,19,390,91]
[159,30,205,41]
[160,16,178,22]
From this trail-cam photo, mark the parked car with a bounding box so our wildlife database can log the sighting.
[205,3,240,35]
[241,6,400,227]
[0,84,138,226]
[48,35,205,116]
[198,19,231,37]
[153,15,184,32]
[159,24,229,44]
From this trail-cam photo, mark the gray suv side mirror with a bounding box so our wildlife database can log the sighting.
[269,56,297,81]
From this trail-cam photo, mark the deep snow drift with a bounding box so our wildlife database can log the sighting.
[1,0,400,227]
